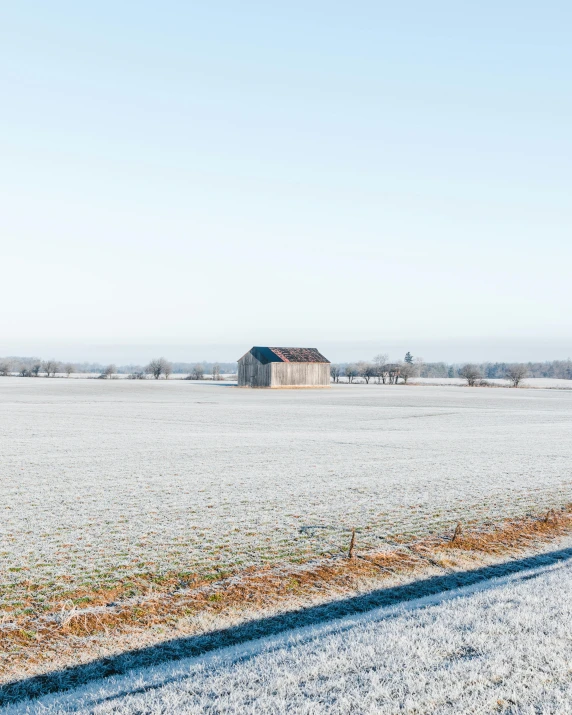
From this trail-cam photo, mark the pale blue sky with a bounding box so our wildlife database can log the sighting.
[1,2,571,361]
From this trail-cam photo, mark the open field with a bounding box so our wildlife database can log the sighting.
[1,378,571,685]
[7,547,572,714]
[2,379,571,588]
[410,377,572,389]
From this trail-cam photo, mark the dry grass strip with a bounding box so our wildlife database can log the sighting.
[1,504,571,685]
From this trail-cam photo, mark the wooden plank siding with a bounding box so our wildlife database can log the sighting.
[270,362,330,387]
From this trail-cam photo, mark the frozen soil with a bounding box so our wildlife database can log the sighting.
[1,378,571,606]
[8,548,572,714]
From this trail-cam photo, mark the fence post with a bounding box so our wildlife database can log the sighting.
[348,529,356,559]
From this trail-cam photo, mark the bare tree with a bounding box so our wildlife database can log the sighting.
[505,363,528,387]
[0,362,11,376]
[398,361,417,384]
[459,363,482,387]
[373,354,389,383]
[104,364,116,379]
[357,361,376,384]
[63,363,76,378]
[18,363,32,377]
[146,359,161,379]
[192,364,205,380]
[345,364,358,384]
[43,359,59,377]
[212,363,221,381]
[330,364,341,383]
[31,361,42,377]
[145,357,170,380]
[385,364,401,384]
[164,361,173,380]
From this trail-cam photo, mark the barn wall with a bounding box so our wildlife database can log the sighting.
[238,352,272,387]
[270,362,330,387]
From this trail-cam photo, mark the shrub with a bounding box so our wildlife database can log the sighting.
[459,364,482,386]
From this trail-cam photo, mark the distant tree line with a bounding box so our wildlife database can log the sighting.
[456,363,529,387]
[0,356,236,380]
[330,354,422,385]
[329,355,572,387]
[0,357,77,378]
[416,360,572,380]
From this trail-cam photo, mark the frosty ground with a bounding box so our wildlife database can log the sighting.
[7,546,572,714]
[2,379,571,593]
[411,377,572,389]
[1,378,571,687]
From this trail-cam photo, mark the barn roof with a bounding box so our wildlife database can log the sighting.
[248,347,330,364]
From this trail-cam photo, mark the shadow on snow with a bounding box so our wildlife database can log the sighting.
[2,546,572,706]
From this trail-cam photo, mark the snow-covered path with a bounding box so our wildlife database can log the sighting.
[8,559,572,714]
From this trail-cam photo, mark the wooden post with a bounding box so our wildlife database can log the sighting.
[348,529,356,559]
[451,522,462,542]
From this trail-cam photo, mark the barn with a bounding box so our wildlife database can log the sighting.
[237,347,331,388]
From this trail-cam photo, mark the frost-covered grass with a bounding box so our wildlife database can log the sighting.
[411,377,572,389]
[1,378,571,612]
[9,557,572,714]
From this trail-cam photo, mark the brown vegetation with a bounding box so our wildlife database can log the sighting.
[1,504,571,686]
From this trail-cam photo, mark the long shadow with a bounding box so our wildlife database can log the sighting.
[2,546,571,706]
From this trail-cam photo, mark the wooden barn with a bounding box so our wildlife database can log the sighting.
[238,347,331,388]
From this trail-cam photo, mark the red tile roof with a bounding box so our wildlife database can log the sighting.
[269,347,329,363]
[248,347,330,364]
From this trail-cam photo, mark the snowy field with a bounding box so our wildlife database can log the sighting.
[8,550,572,714]
[410,377,572,389]
[1,378,571,612]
